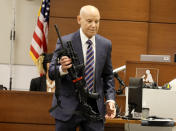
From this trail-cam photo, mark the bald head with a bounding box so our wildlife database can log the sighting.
[77,5,100,38]
[79,5,100,18]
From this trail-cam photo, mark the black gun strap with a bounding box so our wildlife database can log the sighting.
[74,103,103,121]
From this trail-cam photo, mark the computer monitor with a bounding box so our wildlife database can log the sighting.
[128,77,143,119]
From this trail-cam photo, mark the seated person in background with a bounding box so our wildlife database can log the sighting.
[30,53,55,92]
[0,85,7,90]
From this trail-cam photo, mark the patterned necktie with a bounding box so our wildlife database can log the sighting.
[85,40,94,92]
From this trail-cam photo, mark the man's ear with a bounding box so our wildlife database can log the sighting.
[77,15,81,24]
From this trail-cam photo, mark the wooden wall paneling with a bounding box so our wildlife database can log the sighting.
[50,0,149,21]
[147,23,176,62]
[48,17,79,53]
[150,0,176,23]
[48,19,149,66]
[98,20,148,67]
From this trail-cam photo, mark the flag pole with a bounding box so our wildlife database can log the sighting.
[9,0,16,90]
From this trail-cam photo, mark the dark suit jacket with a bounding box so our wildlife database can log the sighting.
[30,75,47,92]
[49,30,115,121]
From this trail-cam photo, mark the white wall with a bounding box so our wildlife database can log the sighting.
[0,0,41,90]
[0,64,39,91]
[0,0,41,65]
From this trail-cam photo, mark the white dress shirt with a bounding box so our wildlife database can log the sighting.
[79,28,96,65]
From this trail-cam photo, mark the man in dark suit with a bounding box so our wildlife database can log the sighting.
[49,5,116,131]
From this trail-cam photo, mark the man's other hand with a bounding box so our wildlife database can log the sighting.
[105,101,116,119]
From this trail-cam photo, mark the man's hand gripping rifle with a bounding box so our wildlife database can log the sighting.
[49,25,102,121]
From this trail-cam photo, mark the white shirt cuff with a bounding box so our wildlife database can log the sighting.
[59,65,68,76]
[106,100,115,104]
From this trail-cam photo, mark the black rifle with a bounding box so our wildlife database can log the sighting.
[49,24,102,121]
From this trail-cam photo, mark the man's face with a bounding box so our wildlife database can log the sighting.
[77,10,100,38]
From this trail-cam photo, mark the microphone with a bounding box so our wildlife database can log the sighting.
[114,72,126,95]
[113,65,126,95]
[113,72,125,87]
[113,65,126,87]
[113,65,126,74]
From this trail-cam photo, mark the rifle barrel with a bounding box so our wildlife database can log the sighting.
[54,24,64,48]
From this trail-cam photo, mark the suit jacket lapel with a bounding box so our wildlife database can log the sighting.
[95,35,101,70]
[71,30,84,64]
[95,35,101,89]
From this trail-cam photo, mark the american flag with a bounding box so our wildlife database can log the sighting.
[29,0,50,64]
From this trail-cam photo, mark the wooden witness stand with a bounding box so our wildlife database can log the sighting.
[0,90,126,131]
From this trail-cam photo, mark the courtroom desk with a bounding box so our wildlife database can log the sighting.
[0,90,126,131]
[105,118,176,131]
[106,118,141,125]
[0,90,55,131]
[105,118,141,131]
